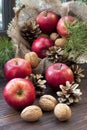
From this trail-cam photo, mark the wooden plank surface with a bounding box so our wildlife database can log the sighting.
[0,64,87,130]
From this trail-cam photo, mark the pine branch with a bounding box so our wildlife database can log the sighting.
[64,21,87,60]
[0,37,15,77]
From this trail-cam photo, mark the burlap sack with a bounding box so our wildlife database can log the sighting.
[7,1,87,75]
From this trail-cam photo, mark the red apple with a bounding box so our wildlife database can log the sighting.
[36,10,59,34]
[4,58,32,81]
[56,16,75,37]
[45,63,74,90]
[31,36,54,58]
[3,78,36,110]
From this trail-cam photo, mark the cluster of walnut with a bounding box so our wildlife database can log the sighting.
[21,94,72,122]
[50,32,67,48]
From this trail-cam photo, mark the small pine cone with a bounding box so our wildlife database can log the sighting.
[19,18,42,45]
[70,64,85,83]
[57,81,82,105]
[46,46,64,63]
[29,74,46,96]
[46,46,75,65]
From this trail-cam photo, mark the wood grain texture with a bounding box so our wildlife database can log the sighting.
[0,64,87,130]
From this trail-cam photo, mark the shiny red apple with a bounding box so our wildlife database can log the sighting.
[45,63,74,90]
[36,10,59,34]
[4,58,32,81]
[3,78,36,110]
[56,16,75,37]
[31,36,54,58]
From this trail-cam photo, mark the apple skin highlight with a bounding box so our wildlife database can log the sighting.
[45,63,74,90]
[4,58,32,81]
[31,36,54,58]
[3,78,36,110]
[36,10,59,34]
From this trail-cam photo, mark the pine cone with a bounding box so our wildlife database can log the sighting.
[70,64,85,83]
[46,46,64,63]
[19,18,42,45]
[57,81,82,105]
[29,74,46,96]
[46,46,75,66]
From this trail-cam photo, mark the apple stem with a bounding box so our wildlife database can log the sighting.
[44,12,48,17]
[17,89,22,96]
[15,61,18,65]
[60,64,62,69]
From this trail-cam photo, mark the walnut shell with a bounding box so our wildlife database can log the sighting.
[54,103,72,121]
[24,52,40,68]
[39,95,57,111]
[50,32,59,42]
[55,38,67,48]
[21,105,43,122]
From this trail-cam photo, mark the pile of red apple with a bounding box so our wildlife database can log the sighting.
[31,10,75,58]
[3,10,75,110]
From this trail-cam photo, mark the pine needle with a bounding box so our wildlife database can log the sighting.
[64,21,87,60]
[0,37,15,77]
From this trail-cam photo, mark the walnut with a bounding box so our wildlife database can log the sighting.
[54,103,72,121]
[24,52,40,68]
[21,105,43,122]
[50,32,59,42]
[39,95,57,111]
[55,38,67,48]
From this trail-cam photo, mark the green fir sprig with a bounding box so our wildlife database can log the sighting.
[0,37,15,77]
[64,20,87,60]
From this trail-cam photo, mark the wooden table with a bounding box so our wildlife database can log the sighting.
[0,64,87,130]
